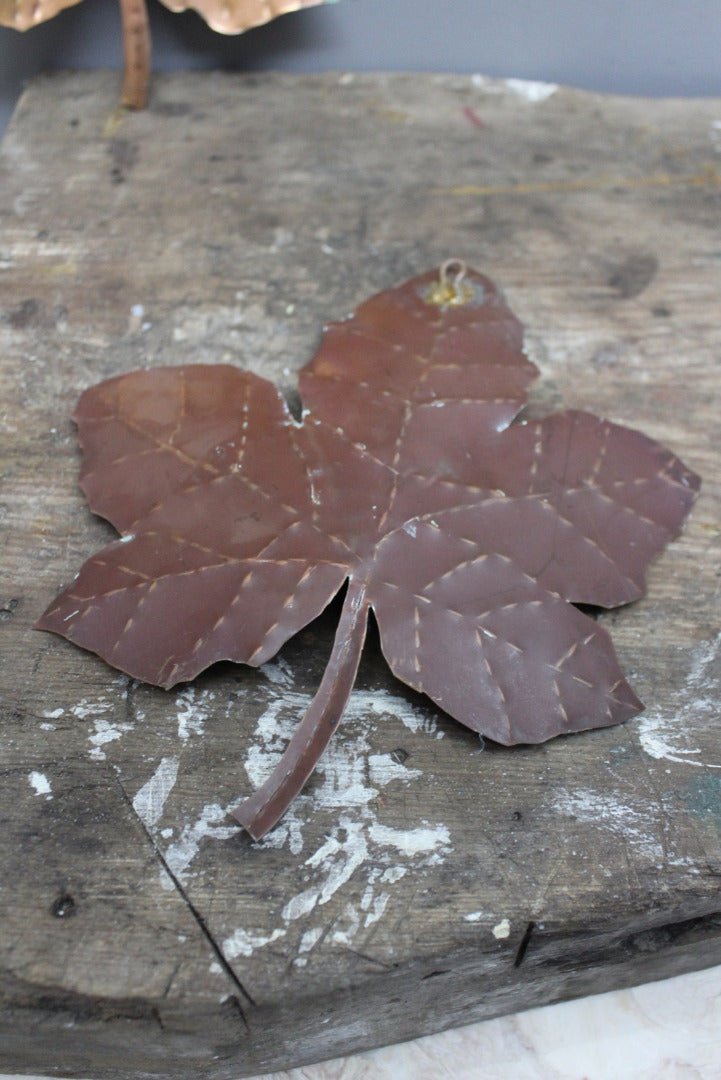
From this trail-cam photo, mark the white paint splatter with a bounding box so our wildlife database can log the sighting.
[369,752,422,787]
[176,687,214,742]
[380,866,407,885]
[74,699,132,761]
[72,698,114,721]
[368,822,451,858]
[299,927,323,954]
[243,690,308,791]
[471,74,558,102]
[132,756,179,828]
[242,676,453,956]
[363,892,390,927]
[552,788,663,860]
[638,716,720,769]
[710,120,721,154]
[492,918,511,939]
[28,771,52,798]
[260,656,295,688]
[88,718,130,759]
[366,690,442,738]
[638,632,721,770]
[282,888,321,923]
[245,688,428,820]
[329,902,361,948]
[222,926,286,959]
[39,695,134,761]
[281,816,370,921]
[464,911,485,923]
[505,78,558,102]
[688,633,721,687]
[162,802,237,887]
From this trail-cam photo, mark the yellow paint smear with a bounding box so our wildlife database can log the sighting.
[432,165,721,198]
[103,105,132,139]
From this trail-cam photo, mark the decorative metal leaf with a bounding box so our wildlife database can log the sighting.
[0,0,81,30]
[158,0,328,35]
[37,264,700,839]
[1,0,331,109]
[0,0,327,31]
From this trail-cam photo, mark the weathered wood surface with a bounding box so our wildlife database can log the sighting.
[0,72,720,1079]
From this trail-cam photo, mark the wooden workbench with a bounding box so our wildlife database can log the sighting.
[1,71,720,1079]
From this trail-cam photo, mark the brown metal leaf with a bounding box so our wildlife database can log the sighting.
[157,0,328,35]
[0,0,326,31]
[1,0,330,110]
[0,0,81,29]
[37,264,701,839]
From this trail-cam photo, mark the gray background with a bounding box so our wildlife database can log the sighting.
[2,0,721,135]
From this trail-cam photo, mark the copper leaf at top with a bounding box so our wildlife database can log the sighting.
[1,0,331,110]
[158,0,328,36]
[37,263,701,839]
[1,0,327,34]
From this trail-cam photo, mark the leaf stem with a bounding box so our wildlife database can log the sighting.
[233,577,370,841]
[119,0,151,110]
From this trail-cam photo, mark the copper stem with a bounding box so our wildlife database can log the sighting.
[233,577,370,840]
[119,0,151,109]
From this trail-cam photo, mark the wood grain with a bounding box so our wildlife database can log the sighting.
[1,72,720,1078]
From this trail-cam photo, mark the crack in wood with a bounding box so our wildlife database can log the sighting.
[514,921,536,968]
[113,770,257,1020]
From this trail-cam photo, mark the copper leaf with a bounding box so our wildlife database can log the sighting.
[1,0,331,110]
[37,264,700,838]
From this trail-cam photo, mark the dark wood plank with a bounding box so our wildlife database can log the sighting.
[1,71,720,1078]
